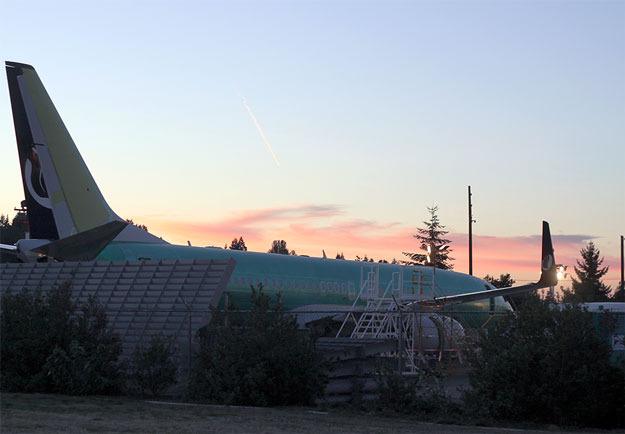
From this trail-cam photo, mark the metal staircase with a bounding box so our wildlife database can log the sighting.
[351,298,396,338]
[336,263,464,374]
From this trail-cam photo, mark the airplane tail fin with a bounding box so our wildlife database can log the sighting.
[5,61,163,244]
[537,221,557,287]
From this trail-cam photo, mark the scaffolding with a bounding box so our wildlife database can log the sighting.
[336,263,464,374]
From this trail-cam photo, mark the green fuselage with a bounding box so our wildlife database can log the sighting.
[98,242,512,328]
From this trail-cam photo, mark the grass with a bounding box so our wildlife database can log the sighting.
[0,393,617,434]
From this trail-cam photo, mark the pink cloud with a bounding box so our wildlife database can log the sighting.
[143,205,622,286]
[151,204,343,245]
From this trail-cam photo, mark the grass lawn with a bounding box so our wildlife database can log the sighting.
[0,393,616,434]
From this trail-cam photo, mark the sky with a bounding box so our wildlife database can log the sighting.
[1,0,623,286]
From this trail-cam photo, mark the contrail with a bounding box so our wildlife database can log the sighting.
[240,95,280,167]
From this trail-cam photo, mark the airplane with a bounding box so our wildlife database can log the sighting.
[1,61,559,327]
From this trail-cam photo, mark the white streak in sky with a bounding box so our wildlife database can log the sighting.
[240,95,280,167]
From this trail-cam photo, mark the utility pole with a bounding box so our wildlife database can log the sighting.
[621,235,625,301]
[468,186,474,275]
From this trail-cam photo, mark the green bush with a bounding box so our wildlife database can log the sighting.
[130,334,178,397]
[1,285,123,395]
[465,298,625,428]
[189,284,326,406]
[374,364,458,417]
[1,286,69,391]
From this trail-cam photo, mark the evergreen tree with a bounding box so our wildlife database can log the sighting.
[355,255,374,262]
[466,298,625,428]
[1,284,123,394]
[0,211,28,263]
[11,211,29,234]
[125,219,148,232]
[130,334,178,397]
[0,211,27,244]
[565,242,611,303]
[402,206,454,269]
[613,284,625,302]
[189,284,325,405]
[229,237,247,251]
[268,240,295,255]
[484,273,537,309]
[484,273,515,288]
[335,252,345,260]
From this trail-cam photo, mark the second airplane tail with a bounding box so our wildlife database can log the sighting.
[537,220,558,287]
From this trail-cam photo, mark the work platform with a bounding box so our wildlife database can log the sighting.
[336,263,465,374]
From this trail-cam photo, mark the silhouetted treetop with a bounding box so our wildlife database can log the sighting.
[125,219,148,232]
[402,206,454,269]
[229,237,247,251]
[563,242,611,303]
[268,240,296,255]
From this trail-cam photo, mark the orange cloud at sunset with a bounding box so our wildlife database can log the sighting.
[141,204,622,289]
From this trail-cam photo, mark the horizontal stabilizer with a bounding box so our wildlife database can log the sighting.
[417,221,558,307]
[419,282,543,307]
[33,220,128,261]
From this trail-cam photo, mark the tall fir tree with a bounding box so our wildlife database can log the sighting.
[402,206,454,269]
[566,242,611,302]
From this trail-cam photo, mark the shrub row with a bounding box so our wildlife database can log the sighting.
[2,285,624,428]
[465,297,625,428]
[0,285,177,396]
[0,284,324,404]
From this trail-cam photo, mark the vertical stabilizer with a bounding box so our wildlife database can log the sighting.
[538,221,557,287]
[6,61,116,237]
[541,221,555,272]
[5,61,164,244]
[6,62,60,239]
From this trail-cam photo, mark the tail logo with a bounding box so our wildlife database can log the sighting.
[23,145,52,209]
[542,253,554,271]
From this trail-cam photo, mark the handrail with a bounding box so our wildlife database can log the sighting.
[335,265,376,337]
